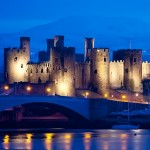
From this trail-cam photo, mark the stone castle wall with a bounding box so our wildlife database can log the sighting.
[27,62,50,83]
[75,62,90,89]
[109,60,124,89]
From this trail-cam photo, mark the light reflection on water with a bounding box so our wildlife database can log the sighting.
[1,129,150,150]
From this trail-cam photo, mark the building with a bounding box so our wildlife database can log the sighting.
[4,35,150,97]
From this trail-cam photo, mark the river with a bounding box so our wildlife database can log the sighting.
[0,129,150,150]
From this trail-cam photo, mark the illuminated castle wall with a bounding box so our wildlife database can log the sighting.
[109,60,124,89]
[4,35,150,96]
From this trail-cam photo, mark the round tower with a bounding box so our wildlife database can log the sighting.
[84,38,95,62]
[124,49,142,92]
[90,48,109,96]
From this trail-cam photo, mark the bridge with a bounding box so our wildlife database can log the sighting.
[0,95,148,121]
[0,95,110,120]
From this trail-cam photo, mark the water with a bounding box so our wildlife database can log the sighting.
[1,129,150,150]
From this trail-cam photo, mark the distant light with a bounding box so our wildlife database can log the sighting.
[111,95,114,98]
[45,133,53,140]
[4,85,9,90]
[46,88,51,93]
[26,133,33,143]
[84,133,91,139]
[26,86,31,92]
[104,94,108,98]
[85,92,89,97]
[135,93,139,97]
[3,135,9,144]
[64,134,72,139]
[122,95,126,99]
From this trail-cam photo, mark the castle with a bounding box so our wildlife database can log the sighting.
[4,36,150,97]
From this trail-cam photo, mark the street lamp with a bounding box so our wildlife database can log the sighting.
[46,87,51,95]
[135,93,139,97]
[26,86,32,92]
[4,85,9,90]
[85,92,89,98]
[104,93,108,98]
[121,95,126,102]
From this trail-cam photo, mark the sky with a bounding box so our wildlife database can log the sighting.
[0,0,150,33]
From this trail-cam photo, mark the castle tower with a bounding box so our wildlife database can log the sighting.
[54,35,64,48]
[4,37,30,83]
[84,38,94,62]
[90,48,109,96]
[47,39,54,60]
[124,49,142,92]
[113,49,142,92]
[20,37,30,61]
[50,47,63,93]
[63,47,75,96]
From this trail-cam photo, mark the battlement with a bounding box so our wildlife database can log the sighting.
[20,37,30,42]
[110,60,124,63]
[4,47,26,54]
[142,61,150,64]
[117,49,142,54]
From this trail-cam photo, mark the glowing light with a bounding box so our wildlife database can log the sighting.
[4,85,9,90]
[26,86,31,92]
[111,95,114,98]
[135,93,139,97]
[104,94,108,98]
[3,135,9,143]
[59,82,68,96]
[122,95,126,99]
[64,134,72,139]
[45,133,53,140]
[59,83,67,91]
[44,134,53,150]
[26,133,33,143]
[85,92,89,98]
[84,133,91,139]
[46,88,51,93]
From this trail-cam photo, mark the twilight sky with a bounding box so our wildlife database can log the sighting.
[0,0,150,33]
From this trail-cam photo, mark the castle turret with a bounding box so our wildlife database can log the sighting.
[84,38,94,62]
[90,48,109,96]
